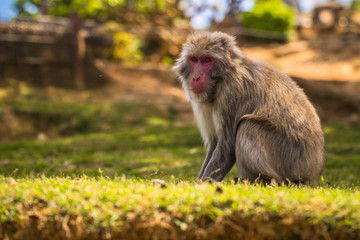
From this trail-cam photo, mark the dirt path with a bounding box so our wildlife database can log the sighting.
[242,35,360,82]
[95,61,186,103]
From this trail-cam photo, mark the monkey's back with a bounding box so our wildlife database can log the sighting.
[234,60,325,183]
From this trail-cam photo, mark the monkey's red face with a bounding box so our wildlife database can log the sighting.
[188,56,215,94]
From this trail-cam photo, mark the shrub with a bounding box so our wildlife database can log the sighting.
[241,0,296,41]
[351,1,360,10]
[112,32,143,65]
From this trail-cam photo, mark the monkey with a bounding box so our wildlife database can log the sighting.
[173,31,325,184]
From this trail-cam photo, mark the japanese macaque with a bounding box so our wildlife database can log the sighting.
[173,32,324,184]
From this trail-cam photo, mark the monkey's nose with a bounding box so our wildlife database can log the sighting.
[193,76,200,82]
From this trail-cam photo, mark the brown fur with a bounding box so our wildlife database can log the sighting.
[173,32,324,184]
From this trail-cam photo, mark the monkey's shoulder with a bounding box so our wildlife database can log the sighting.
[250,61,292,83]
[246,60,307,99]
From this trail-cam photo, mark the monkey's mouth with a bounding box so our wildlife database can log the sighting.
[191,86,207,94]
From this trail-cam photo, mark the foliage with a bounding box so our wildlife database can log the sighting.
[351,0,360,10]
[112,32,143,65]
[161,56,174,66]
[0,79,36,101]
[241,0,296,40]
[14,0,116,19]
[14,0,185,25]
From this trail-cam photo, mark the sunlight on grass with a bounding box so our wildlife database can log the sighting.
[146,117,170,126]
[323,125,335,134]
[0,98,360,186]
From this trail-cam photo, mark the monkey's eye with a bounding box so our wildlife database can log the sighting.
[204,57,211,63]
[190,57,198,62]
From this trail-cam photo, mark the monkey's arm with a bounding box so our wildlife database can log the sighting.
[198,141,217,179]
[199,137,236,181]
[199,113,265,181]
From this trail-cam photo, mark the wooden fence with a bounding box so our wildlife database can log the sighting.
[0,15,108,89]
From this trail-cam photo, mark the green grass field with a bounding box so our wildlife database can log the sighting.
[1,87,360,239]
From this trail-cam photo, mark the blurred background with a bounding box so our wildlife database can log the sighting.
[0,0,360,180]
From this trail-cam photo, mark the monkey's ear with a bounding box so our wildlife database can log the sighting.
[211,65,222,78]
[173,59,190,80]
[219,38,227,48]
[229,46,245,61]
[180,65,189,78]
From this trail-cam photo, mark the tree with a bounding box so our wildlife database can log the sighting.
[14,0,185,26]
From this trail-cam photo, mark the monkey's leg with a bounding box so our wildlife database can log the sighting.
[199,139,236,181]
[198,141,217,179]
[235,120,282,182]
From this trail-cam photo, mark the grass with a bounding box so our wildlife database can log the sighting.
[1,99,360,185]
[1,177,360,239]
[1,83,360,239]
[323,124,360,186]
[0,100,203,180]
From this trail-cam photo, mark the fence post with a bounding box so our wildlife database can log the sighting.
[72,12,85,90]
